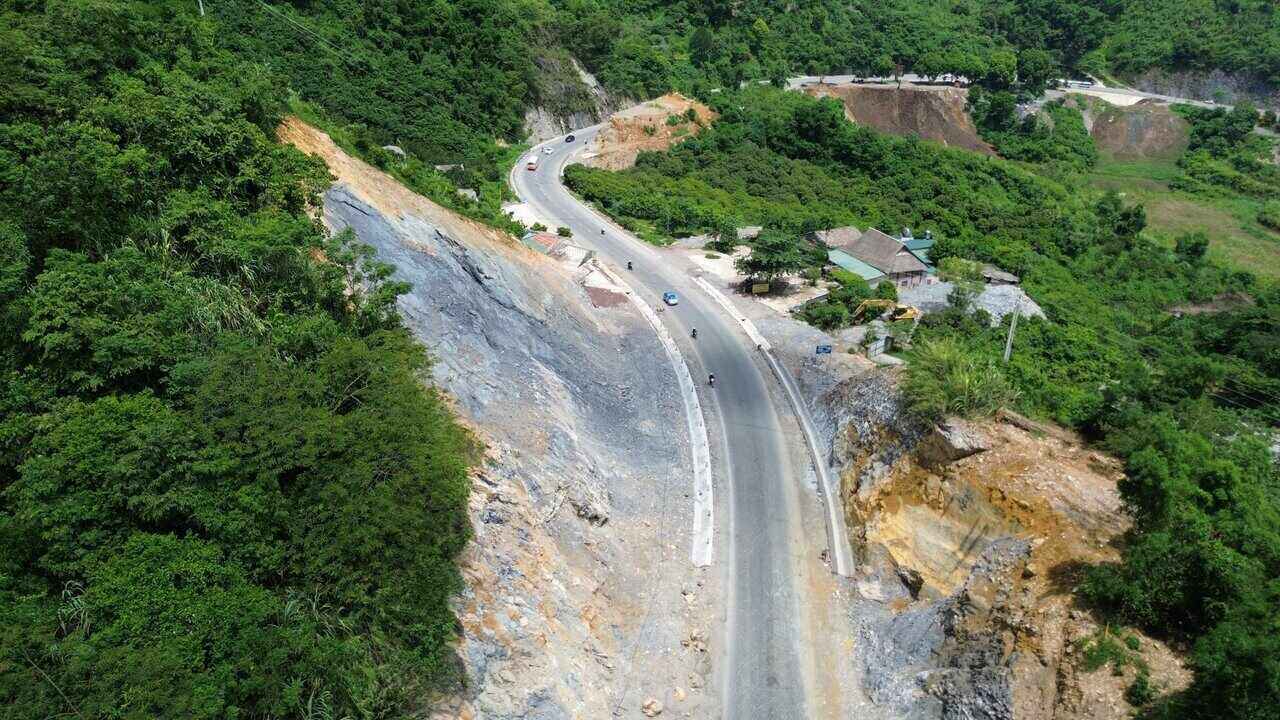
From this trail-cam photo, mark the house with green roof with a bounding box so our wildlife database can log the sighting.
[810,226,934,287]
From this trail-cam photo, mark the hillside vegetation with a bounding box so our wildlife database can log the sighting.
[571,85,1280,719]
[560,0,1280,97]
[1,1,474,716]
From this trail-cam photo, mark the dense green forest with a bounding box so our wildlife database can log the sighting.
[558,0,1280,98]
[569,86,1280,717]
[0,1,474,716]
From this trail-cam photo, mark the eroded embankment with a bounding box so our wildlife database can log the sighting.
[280,118,720,719]
[581,92,717,170]
[803,83,995,155]
[1062,94,1190,161]
[800,368,1191,720]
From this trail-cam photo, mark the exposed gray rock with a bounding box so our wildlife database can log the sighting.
[900,283,1044,326]
[525,56,631,142]
[858,539,1032,720]
[812,371,928,503]
[1127,68,1279,108]
[916,419,991,471]
[381,144,406,158]
[322,183,693,719]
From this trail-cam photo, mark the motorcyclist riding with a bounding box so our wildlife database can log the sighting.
[691,328,698,339]
[708,373,716,387]
[627,261,633,270]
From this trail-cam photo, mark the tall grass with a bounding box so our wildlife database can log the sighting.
[902,338,1018,421]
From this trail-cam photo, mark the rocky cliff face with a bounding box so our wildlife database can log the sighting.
[280,119,720,719]
[795,365,1190,720]
[1127,68,1280,109]
[525,56,630,143]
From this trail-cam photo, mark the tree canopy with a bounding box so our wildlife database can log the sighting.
[0,2,474,716]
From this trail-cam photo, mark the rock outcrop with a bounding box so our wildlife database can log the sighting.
[525,56,630,143]
[915,419,991,471]
[799,363,1190,720]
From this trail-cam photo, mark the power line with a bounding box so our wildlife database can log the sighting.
[246,1,361,69]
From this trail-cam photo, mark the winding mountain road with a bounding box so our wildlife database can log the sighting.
[511,128,845,718]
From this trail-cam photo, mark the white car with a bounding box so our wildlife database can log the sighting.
[662,291,679,306]
[542,146,554,155]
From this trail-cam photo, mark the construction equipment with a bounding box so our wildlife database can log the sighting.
[852,299,921,323]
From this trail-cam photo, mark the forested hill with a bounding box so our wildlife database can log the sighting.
[166,1,1280,180]
[564,0,1280,98]
[1,1,473,716]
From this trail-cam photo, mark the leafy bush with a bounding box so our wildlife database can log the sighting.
[1259,201,1280,232]
[972,95,1098,171]
[901,338,1018,421]
[1126,669,1155,706]
[801,300,850,330]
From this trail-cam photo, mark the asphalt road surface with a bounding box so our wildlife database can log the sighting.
[511,128,827,719]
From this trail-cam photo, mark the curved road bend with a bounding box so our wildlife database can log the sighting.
[512,128,831,719]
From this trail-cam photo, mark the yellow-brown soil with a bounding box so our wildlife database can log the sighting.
[583,93,716,170]
[855,415,1190,717]
[804,83,995,155]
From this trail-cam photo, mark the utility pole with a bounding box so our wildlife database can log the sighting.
[1003,298,1021,363]
[197,0,205,16]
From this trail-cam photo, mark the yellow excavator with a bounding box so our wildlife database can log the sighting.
[852,299,921,323]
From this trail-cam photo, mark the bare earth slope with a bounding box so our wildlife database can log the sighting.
[1065,95,1191,161]
[804,84,995,155]
[772,348,1191,720]
[582,92,716,170]
[280,119,721,719]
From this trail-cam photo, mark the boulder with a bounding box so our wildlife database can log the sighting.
[641,698,664,716]
[916,418,991,471]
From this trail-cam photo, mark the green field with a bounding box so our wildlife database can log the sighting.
[1088,158,1280,280]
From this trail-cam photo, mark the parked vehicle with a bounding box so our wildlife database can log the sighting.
[663,291,679,306]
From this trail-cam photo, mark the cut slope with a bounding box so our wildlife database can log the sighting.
[1066,95,1191,161]
[583,93,717,170]
[804,83,995,155]
[280,118,721,719]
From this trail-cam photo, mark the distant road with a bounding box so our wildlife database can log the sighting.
[787,73,1248,111]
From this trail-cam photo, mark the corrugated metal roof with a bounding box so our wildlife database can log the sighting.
[903,236,935,251]
[828,249,885,281]
[852,229,929,275]
[813,226,863,248]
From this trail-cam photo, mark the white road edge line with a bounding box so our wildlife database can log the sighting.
[511,141,714,567]
[597,264,715,567]
[692,276,855,578]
